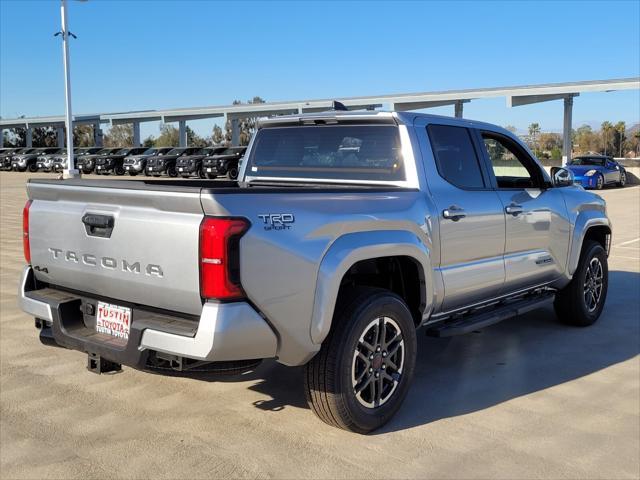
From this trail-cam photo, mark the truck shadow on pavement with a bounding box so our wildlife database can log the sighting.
[161,270,639,432]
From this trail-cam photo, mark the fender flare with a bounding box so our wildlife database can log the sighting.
[567,213,612,276]
[309,230,434,345]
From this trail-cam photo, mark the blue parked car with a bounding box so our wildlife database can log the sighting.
[565,155,627,190]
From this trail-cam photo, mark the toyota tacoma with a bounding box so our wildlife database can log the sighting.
[18,111,611,433]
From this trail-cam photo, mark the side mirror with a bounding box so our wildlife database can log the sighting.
[551,167,574,187]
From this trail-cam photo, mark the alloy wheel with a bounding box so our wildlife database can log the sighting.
[583,257,604,313]
[351,316,404,409]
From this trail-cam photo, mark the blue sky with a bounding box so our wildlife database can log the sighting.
[1,0,639,139]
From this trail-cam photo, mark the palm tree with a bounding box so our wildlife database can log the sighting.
[528,123,541,154]
[601,121,613,156]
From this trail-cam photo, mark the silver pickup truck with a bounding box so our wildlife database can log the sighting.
[19,111,611,433]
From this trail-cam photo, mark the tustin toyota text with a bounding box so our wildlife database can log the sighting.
[19,110,611,433]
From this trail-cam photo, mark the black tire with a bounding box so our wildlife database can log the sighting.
[28,163,38,173]
[304,287,417,433]
[198,168,206,179]
[594,173,604,190]
[228,166,239,180]
[129,172,138,177]
[554,240,608,327]
[167,165,178,178]
[115,165,125,176]
[206,173,217,180]
[618,170,626,188]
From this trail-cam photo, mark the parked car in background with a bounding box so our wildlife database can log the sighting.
[95,147,148,175]
[79,148,121,174]
[176,146,227,178]
[0,148,24,170]
[52,147,102,173]
[12,147,60,172]
[37,148,74,172]
[145,147,200,177]
[123,147,173,176]
[19,111,612,433]
[201,146,247,179]
[564,155,627,189]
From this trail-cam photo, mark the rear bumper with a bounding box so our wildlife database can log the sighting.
[18,266,278,369]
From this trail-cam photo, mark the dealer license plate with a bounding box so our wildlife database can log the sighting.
[96,301,131,340]
[148,167,153,171]
[206,168,212,172]
[178,167,183,172]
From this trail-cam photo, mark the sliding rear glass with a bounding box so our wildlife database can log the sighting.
[246,125,405,182]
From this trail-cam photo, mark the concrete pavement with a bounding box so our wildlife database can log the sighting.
[1,172,638,479]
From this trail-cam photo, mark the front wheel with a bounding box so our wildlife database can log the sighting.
[594,173,604,190]
[228,166,239,180]
[115,165,125,176]
[28,163,38,173]
[304,288,417,433]
[167,165,178,178]
[206,173,217,180]
[554,240,608,326]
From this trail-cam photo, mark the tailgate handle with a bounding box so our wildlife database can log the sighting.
[82,213,114,238]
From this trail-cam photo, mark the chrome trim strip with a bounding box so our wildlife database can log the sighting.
[429,281,554,320]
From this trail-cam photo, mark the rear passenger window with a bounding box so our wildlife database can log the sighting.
[427,125,485,189]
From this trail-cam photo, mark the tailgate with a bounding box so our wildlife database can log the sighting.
[27,180,204,316]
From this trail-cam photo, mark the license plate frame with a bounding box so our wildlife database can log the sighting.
[96,301,131,341]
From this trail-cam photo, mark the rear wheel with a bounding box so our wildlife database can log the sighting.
[554,240,608,326]
[28,163,38,173]
[618,170,626,187]
[115,165,125,176]
[304,288,417,433]
[167,165,178,178]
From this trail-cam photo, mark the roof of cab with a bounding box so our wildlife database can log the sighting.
[258,109,512,137]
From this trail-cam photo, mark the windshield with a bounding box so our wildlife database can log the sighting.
[115,148,130,155]
[142,148,157,155]
[570,157,606,166]
[167,148,184,155]
[246,125,405,182]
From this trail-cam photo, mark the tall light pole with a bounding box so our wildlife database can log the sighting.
[58,0,80,179]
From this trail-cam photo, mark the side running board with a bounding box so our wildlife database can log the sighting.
[425,293,554,338]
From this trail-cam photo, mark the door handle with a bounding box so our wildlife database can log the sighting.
[505,204,523,216]
[442,206,466,221]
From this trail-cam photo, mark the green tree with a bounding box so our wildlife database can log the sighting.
[613,121,626,158]
[601,121,613,155]
[528,123,541,154]
[73,125,94,147]
[142,136,155,148]
[187,126,211,147]
[212,125,225,145]
[225,96,266,145]
[154,124,179,147]
[104,124,133,147]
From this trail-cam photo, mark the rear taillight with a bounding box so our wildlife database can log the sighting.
[199,217,249,301]
[23,199,32,264]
